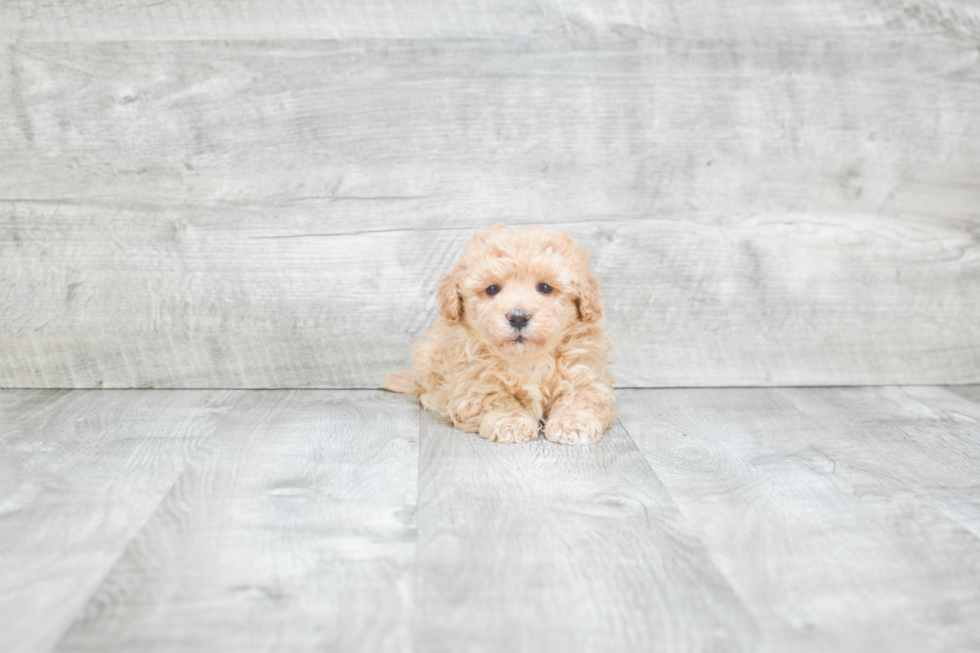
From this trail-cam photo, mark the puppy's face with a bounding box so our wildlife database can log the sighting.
[437,225,603,358]
[466,256,573,357]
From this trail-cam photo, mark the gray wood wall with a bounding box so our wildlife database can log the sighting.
[2,1,979,389]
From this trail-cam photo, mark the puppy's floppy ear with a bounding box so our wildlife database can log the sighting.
[574,248,603,323]
[436,263,465,325]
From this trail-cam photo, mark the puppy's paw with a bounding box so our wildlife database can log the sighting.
[544,412,604,445]
[479,410,540,444]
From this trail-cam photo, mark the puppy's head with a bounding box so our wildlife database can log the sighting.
[437,224,603,357]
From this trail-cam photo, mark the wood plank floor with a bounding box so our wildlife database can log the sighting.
[2,387,979,652]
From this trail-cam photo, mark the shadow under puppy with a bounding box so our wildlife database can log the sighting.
[382,224,615,445]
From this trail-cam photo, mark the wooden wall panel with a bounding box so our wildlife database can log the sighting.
[3,0,979,42]
[3,205,977,388]
[3,40,979,217]
[1,14,978,388]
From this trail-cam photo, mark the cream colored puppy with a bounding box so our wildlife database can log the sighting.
[382,224,615,444]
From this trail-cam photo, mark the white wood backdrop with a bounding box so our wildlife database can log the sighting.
[2,1,979,388]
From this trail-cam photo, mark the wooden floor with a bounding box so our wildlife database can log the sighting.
[2,386,979,652]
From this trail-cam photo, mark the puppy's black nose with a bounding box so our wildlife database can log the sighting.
[507,310,530,330]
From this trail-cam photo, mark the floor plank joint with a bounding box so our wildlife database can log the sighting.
[2,387,978,652]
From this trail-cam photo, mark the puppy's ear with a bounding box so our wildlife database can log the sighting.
[436,264,465,325]
[575,248,603,323]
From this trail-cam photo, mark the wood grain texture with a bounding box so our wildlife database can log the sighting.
[0,389,241,653]
[52,390,418,653]
[616,388,980,652]
[777,385,980,538]
[415,410,759,653]
[4,39,979,214]
[4,386,980,651]
[3,206,978,388]
[2,10,979,389]
[2,0,979,41]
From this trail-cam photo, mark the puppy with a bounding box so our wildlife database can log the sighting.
[381,224,615,444]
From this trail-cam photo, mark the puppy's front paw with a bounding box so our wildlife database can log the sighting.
[479,410,540,444]
[544,412,604,445]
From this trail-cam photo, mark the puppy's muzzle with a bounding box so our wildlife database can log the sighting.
[507,310,530,331]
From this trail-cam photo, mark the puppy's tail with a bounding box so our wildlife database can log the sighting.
[380,370,416,394]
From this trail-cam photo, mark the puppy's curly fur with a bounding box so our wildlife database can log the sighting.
[382,224,615,445]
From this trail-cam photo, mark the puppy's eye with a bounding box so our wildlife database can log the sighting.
[486,285,501,296]
[537,283,553,294]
